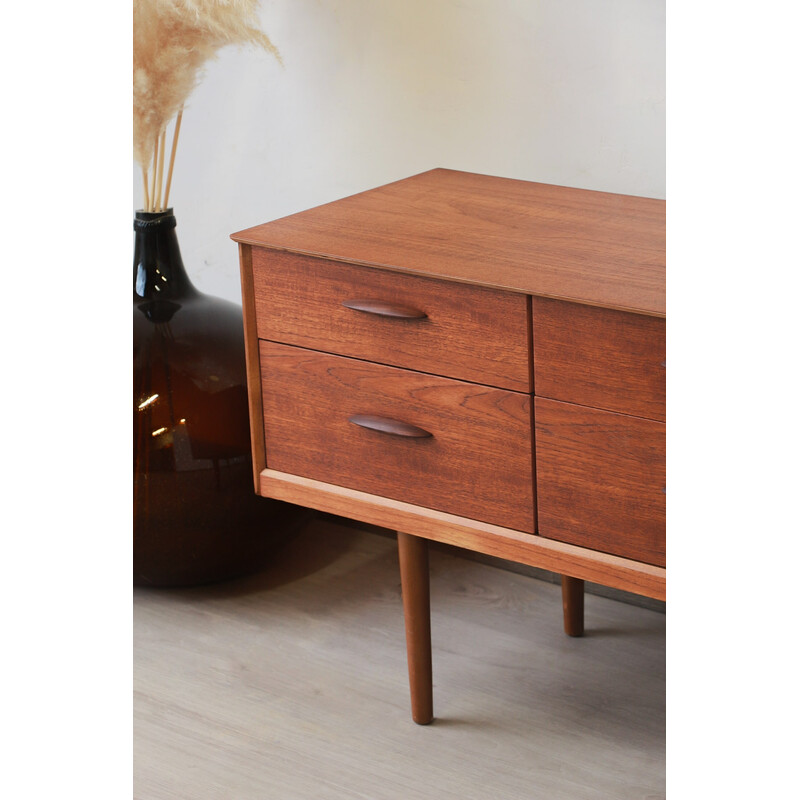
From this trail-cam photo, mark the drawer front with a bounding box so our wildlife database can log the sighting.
[252,249,531,392]
[533,297,665,421]
[534,398,665,566]
[261,341,534,532]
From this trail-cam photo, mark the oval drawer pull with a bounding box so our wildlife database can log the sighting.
[341,298,428,320]
[348,414,433,439]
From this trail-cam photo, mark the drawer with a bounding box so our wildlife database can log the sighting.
[260,341,534,532]
[534,398,665,566]
[252,249,531,392]
[533,297,665,421]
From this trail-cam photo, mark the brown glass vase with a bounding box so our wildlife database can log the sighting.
[133,209,304,586]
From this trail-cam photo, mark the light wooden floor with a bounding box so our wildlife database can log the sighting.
[134,515,665,799]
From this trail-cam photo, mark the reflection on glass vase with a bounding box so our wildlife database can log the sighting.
[133,209,304,587]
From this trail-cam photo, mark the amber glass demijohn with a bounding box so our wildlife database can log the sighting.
[133,209,300,586]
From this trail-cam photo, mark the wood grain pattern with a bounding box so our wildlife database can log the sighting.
[236,244,267,490]
[260,342,534,533]
[533,297,666,421]
[397,532,433,725]
[233,168,665,316]
[259,469,666,600]
[535,398,666,567]
[252,249,531,391]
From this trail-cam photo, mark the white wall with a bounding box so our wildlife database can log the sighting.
[138,0,665,305]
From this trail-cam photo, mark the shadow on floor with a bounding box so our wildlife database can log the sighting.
[133,512,366,601]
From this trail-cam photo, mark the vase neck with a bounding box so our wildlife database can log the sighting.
[133,210,198,301]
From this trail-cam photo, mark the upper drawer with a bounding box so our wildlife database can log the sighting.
[533,297,665,421]
[251,249,531,392]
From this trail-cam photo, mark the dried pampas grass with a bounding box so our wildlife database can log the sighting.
[134,0,279,212]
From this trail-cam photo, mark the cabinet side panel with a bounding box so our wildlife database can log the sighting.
[238,244,267,490]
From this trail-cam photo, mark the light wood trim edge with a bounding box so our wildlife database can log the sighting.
[260,469,666,601]
[238,244,267,490]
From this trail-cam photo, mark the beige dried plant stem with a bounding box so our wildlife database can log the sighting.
[163,108,183,211]
[155,129,167,211]
[149,136,159,213]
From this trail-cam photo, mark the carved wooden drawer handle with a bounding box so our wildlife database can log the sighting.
[341,298,428,320]
[348,414,433,439]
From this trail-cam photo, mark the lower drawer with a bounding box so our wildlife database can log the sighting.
[534,398,665,566]
[261,341,535,532]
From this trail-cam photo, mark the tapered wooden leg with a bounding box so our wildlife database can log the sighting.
[561,575,585,637]
[397,532,433,724]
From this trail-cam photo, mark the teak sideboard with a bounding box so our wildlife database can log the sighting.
[232,168,665,724]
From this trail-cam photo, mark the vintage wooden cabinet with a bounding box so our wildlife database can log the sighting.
[232,168,665,724]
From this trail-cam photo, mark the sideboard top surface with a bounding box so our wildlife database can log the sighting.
[232,168,665,317]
